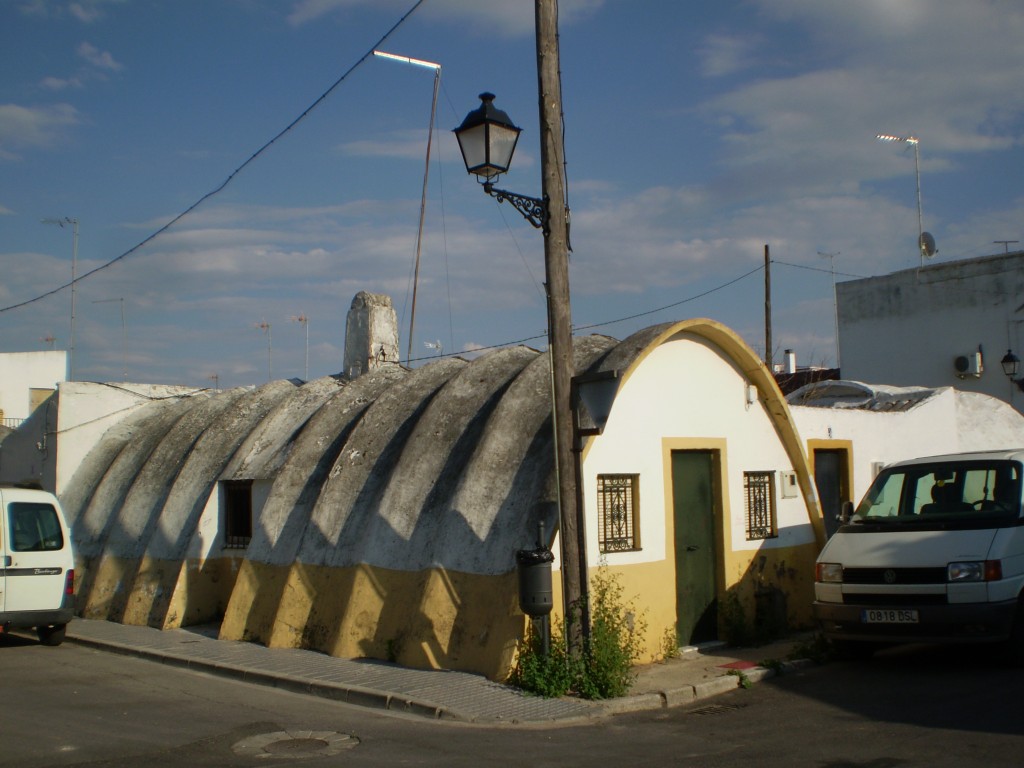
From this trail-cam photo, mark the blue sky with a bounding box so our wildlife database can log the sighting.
[2,0,1023,388]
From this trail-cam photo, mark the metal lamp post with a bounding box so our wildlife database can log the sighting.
[290,314,309,381]
[876,134,936,266]
[93,297,127,380]
[41,216,79,380]
[453,1,579,652]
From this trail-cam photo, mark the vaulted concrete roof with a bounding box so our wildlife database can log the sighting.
[62,320,821,676]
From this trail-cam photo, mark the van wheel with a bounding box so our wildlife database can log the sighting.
[37,624,66,647]
[831,639,874,661]
[1003,600,1024,667]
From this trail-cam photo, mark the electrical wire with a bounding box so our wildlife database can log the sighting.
[0,0,427,317]
[402,262,767,364]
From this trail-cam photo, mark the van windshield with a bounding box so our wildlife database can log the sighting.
[854,459,1022,527]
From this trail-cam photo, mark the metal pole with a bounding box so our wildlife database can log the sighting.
[764,244,772,371]
[407,67,441,367]
[818,251,841,369]
[92,297,127,380]
[41,217,78,380]
[70,218,78,381]
[535,0,584,653]
[913,140,924,267]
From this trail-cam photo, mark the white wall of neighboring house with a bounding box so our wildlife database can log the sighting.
[0,350,67,423]
[0,380,209,492]
[790,384,1024,513]
[837,251,1024,412]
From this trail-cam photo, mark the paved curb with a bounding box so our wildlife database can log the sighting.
[68,633,460,721]
[67,626,816,724]
[595,658,817,716]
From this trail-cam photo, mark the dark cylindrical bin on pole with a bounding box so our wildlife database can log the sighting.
[516,546,554,617]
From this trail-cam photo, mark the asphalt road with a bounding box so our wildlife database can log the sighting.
[2,632,1023,767]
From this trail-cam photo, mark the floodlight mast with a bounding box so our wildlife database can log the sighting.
[374,50,442,367]
[41,216,79,380]
[876,133,929,266]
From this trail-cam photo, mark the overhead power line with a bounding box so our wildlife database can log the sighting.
[0,0,427,316]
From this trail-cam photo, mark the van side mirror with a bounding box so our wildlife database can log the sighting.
[838,500,854,524]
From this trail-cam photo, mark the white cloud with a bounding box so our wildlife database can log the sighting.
[40,74,83,90]
[287,0,603,35]
[77,41,122,71]
[697,34,757,77]
[341,129,433,160]
[0,103,79,158]
[19,0,124,22]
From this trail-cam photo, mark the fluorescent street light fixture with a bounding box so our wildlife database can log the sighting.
[876,133,919,144]
[876,132,933,265]
[373,50,440,71]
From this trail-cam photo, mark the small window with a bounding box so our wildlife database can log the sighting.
[744,471,777,540]
[8,502,64,552]
[222,480,253,549]
[597,474,640,553]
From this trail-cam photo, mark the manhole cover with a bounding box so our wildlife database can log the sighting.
[233,730,359,759]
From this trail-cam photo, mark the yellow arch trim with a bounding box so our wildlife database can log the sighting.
[603,318,826,549]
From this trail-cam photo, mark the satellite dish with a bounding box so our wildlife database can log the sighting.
[919,231,937,258]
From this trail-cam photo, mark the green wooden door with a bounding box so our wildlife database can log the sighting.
[814,449,847,538]
[672,450,718,645]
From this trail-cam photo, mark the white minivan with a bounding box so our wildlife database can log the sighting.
[814,450,1024,659]
[0,485,75,645]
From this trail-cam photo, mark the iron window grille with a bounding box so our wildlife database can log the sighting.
[222,479,253,549]
[744,471,778,540]
[597,474,640,553]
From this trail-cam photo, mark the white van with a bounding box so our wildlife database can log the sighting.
[0,485,75,645]
[814,450,1024,659]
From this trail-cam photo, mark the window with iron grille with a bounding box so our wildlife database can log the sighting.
[222,480,253,549]
[597,474,640,553]
[744,471,777,540]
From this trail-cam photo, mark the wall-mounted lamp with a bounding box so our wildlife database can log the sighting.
[453,93,549,233]
[1001,349,1024,391]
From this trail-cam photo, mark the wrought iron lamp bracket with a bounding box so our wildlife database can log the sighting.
[483,182,549,234]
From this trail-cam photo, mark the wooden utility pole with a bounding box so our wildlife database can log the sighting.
[764,244,773,372]
[534,0,584,653]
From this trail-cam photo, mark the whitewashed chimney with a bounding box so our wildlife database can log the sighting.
[343,292,400,379]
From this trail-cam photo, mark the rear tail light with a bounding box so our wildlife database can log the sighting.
[64,569,75,596]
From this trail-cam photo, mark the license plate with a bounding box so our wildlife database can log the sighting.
[862,608,919,624]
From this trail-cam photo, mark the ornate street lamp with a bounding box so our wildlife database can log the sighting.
[454,59,581,652]
[1001,350,1020,378]
[1001,349,1024,393]
[454,93,548,232]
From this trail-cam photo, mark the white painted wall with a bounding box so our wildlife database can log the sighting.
[0,351,67,421]
[581,332,815,568]
[837,252,1024,412]
[790,386,1024,508]
[54,381,209,494]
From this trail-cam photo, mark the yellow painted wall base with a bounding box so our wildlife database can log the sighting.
[220,559,523,680]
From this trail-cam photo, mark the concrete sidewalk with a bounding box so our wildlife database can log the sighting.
[66,619,815,725]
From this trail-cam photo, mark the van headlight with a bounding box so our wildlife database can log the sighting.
[947,561,1002,582]
[815,562,843,583]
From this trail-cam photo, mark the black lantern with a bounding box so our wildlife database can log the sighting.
[453,92,548,232]
[453,93,522,182]
[1001,349,1021,378]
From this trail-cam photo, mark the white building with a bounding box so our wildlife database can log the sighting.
[789,379,1024,537]
[837,250,1024,411]
[0,350,67,425]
